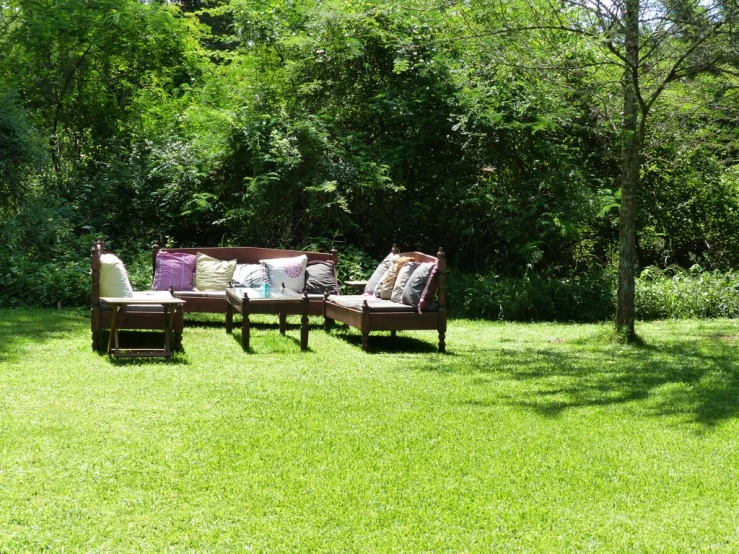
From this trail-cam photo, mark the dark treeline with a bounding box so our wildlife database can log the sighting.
[1,0,738,316]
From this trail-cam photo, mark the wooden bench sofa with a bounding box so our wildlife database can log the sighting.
[91,241,338,352]
[323,247,447,352]
[150,244,338,316]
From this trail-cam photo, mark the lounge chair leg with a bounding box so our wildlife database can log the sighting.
[391,330,397,337]
[438,331,446,353]
[361,333,370,351]
[324,317,334,332]
[92,332,100,352]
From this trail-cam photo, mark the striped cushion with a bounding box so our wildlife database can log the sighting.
[152,251,196,291]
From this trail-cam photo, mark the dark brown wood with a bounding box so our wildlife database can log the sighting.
[226,287,310,352]
[101,297,185,358]
[150,245,338,316]
[91,241,185,353]
[323,246,447,352]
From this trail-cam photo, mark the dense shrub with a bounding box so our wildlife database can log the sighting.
[445,269,615,322]
[635,266,739,320]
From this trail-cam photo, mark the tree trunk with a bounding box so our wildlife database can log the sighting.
[615,0,641,341]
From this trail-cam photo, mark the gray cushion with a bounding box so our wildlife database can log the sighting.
[391,262,419,303]
[231,263,269,287]
[99,303,168,313]
[326,295,416,312]
[363,253,397,295]
[401,262,434,310]
[303,261,338,294]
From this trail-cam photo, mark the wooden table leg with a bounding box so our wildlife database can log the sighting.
[279,313,287,335]
[163,305,175,356]
[107,306,120,355]
[300,296,309,350]
[225,301,233,333]
[300,313,309,350]
[242,313,250,351]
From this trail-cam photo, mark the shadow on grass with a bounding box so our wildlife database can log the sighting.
[442,332,739,427]
[96,330,191,365]
[328,327,441,354]
[0,308,89,363]
[226,324,313,354]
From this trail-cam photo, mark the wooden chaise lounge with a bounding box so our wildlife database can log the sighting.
[323,247,447,352]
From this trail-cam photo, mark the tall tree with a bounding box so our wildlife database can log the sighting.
[425,0,739,339]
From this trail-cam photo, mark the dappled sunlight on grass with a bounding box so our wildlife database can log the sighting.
[1,310,739,551]
[425,319,739,427]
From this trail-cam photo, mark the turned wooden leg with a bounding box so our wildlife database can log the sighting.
[225,302,233,333]
[279,313,287,335]
[361,333,370,351]
[301,313,309,350]
[242,313,250,351]
[439,309,447,353]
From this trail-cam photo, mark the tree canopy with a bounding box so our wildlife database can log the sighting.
[1,0,738,326]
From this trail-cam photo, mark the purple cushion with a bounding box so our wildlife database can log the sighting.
[152,251,196,291]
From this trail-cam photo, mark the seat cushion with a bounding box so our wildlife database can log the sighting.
[172,290,226,299]
[326,295,416,312]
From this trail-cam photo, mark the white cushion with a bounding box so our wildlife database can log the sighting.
[261,255,307,292]
[99,253,134,298]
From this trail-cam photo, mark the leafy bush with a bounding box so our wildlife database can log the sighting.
[635,265,739,320]
[446,268,615,322]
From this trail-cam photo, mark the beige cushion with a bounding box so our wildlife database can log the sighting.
[376,256,415,299]
[194,252,236,291]
[99,254,134,298]
[391,261,420,303]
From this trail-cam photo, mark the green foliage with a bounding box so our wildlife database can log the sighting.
[636,266,739,320]
[1,0,739,312]
[447,268,615,322]
[0,90,47,213]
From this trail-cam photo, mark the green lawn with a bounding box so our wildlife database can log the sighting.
[1,309,739,552]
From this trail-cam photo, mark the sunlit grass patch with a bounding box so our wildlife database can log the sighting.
[1,310,738,552]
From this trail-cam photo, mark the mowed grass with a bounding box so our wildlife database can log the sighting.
[1,310,739,552]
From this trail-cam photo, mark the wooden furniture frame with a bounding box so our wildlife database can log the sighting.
[323,247,447,352]
[91,240,185,352]
[225,286,311,351]
[100,294,185,358]
[150,244,338,317]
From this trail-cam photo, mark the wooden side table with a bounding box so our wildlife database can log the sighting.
[226,286,310,351]
[344,280,368,293]
[99,294,186,358]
